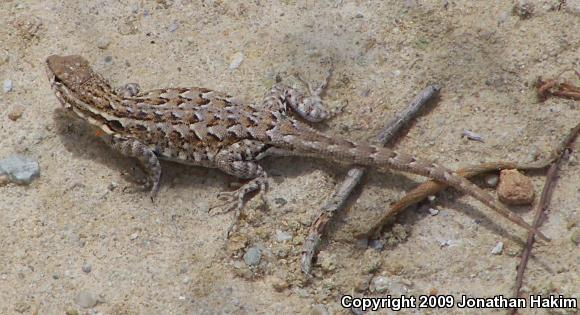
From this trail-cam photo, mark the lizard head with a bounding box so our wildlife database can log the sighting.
[46,55,96,109]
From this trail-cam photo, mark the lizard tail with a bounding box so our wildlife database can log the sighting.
[283,127,548,241]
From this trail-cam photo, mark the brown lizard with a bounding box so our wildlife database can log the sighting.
[46,55,547,240]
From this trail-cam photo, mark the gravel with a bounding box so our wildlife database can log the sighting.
[243,246,261,266]
[275,230,292,242]
[0,154,40,185]
[229,52,244,70]
[3,79,13,93]
[491,242,504,255]
[82,264,92,273]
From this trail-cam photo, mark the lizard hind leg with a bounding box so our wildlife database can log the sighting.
[284,67,335,123]
[210,140,269,237]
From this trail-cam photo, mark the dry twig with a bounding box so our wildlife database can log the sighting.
[301,84,441,275]
[536,74,580,101]
[508,122,579,315]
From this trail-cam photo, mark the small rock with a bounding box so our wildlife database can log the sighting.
[0,155,40,185]
[370,276,390,293]
[104,56,113,63]
[74,290,98,308]
[271,276,289,291]
[274,197,287,206]
[355,12,364,18]
[52,272,60,279]
[275,230,292,242]
[3,79,13,93]
[462,129,485,142]
[354,276,372,292]
[243,246,261,266]
[182,276,192,284]
[229,52,244,70]
[370,276,410,295]
[491,241,504,255]
[82,264,92,273]
[428,208,439,216]
[65,309,79,315]
[8,107,24,121]
[96,37,110,49]
[369,239,384,251]
[108,181,118,191]
[14,301,30,313]
[130,233,139,240]
[484,174,499,187]
[497,169,535,205]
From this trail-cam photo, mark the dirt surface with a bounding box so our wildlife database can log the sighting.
[1,0,578,314]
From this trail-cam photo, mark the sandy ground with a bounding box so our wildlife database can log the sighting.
[0,0,578,314]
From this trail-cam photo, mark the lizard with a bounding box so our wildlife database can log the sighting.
[45,55,548,241]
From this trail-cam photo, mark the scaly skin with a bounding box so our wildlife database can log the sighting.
[46,55,547,240]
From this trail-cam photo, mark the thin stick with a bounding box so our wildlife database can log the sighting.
[360,121,579,238]
[301,84,442,275]
[508,122,579,315]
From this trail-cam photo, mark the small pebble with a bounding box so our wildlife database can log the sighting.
[8,107,24,121]
[369,239,384,251]
[229,52,244,70]
[355,12,364,18]
[497,169,535,205]
[104,56,113,63]
[427,195,436,202]
[108,181,118,191]
[96,37,110,49]
[65,309,79,315]
[0,154,40,185]
[3,79,13,93]
[274,197,287,206]
[74,290,98,308]
[275,230,292,242]
[82,264,92,273]
[428,208,439,216]
[370,276,390,293]
[491,241,504,255]
[271,276,289,291]
[130,233,139,240]
[484,174,499,187]
[243,246,261,266]
[52,272,60,279]
[462,129,485,142]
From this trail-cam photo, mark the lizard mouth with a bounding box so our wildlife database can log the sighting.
[46,62,72,109]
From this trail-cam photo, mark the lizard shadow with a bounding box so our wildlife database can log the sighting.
[321,169,536,250]
[52,109,228,196]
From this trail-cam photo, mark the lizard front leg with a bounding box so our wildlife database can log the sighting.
[106,136,162,201]
[213,140,269,236]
